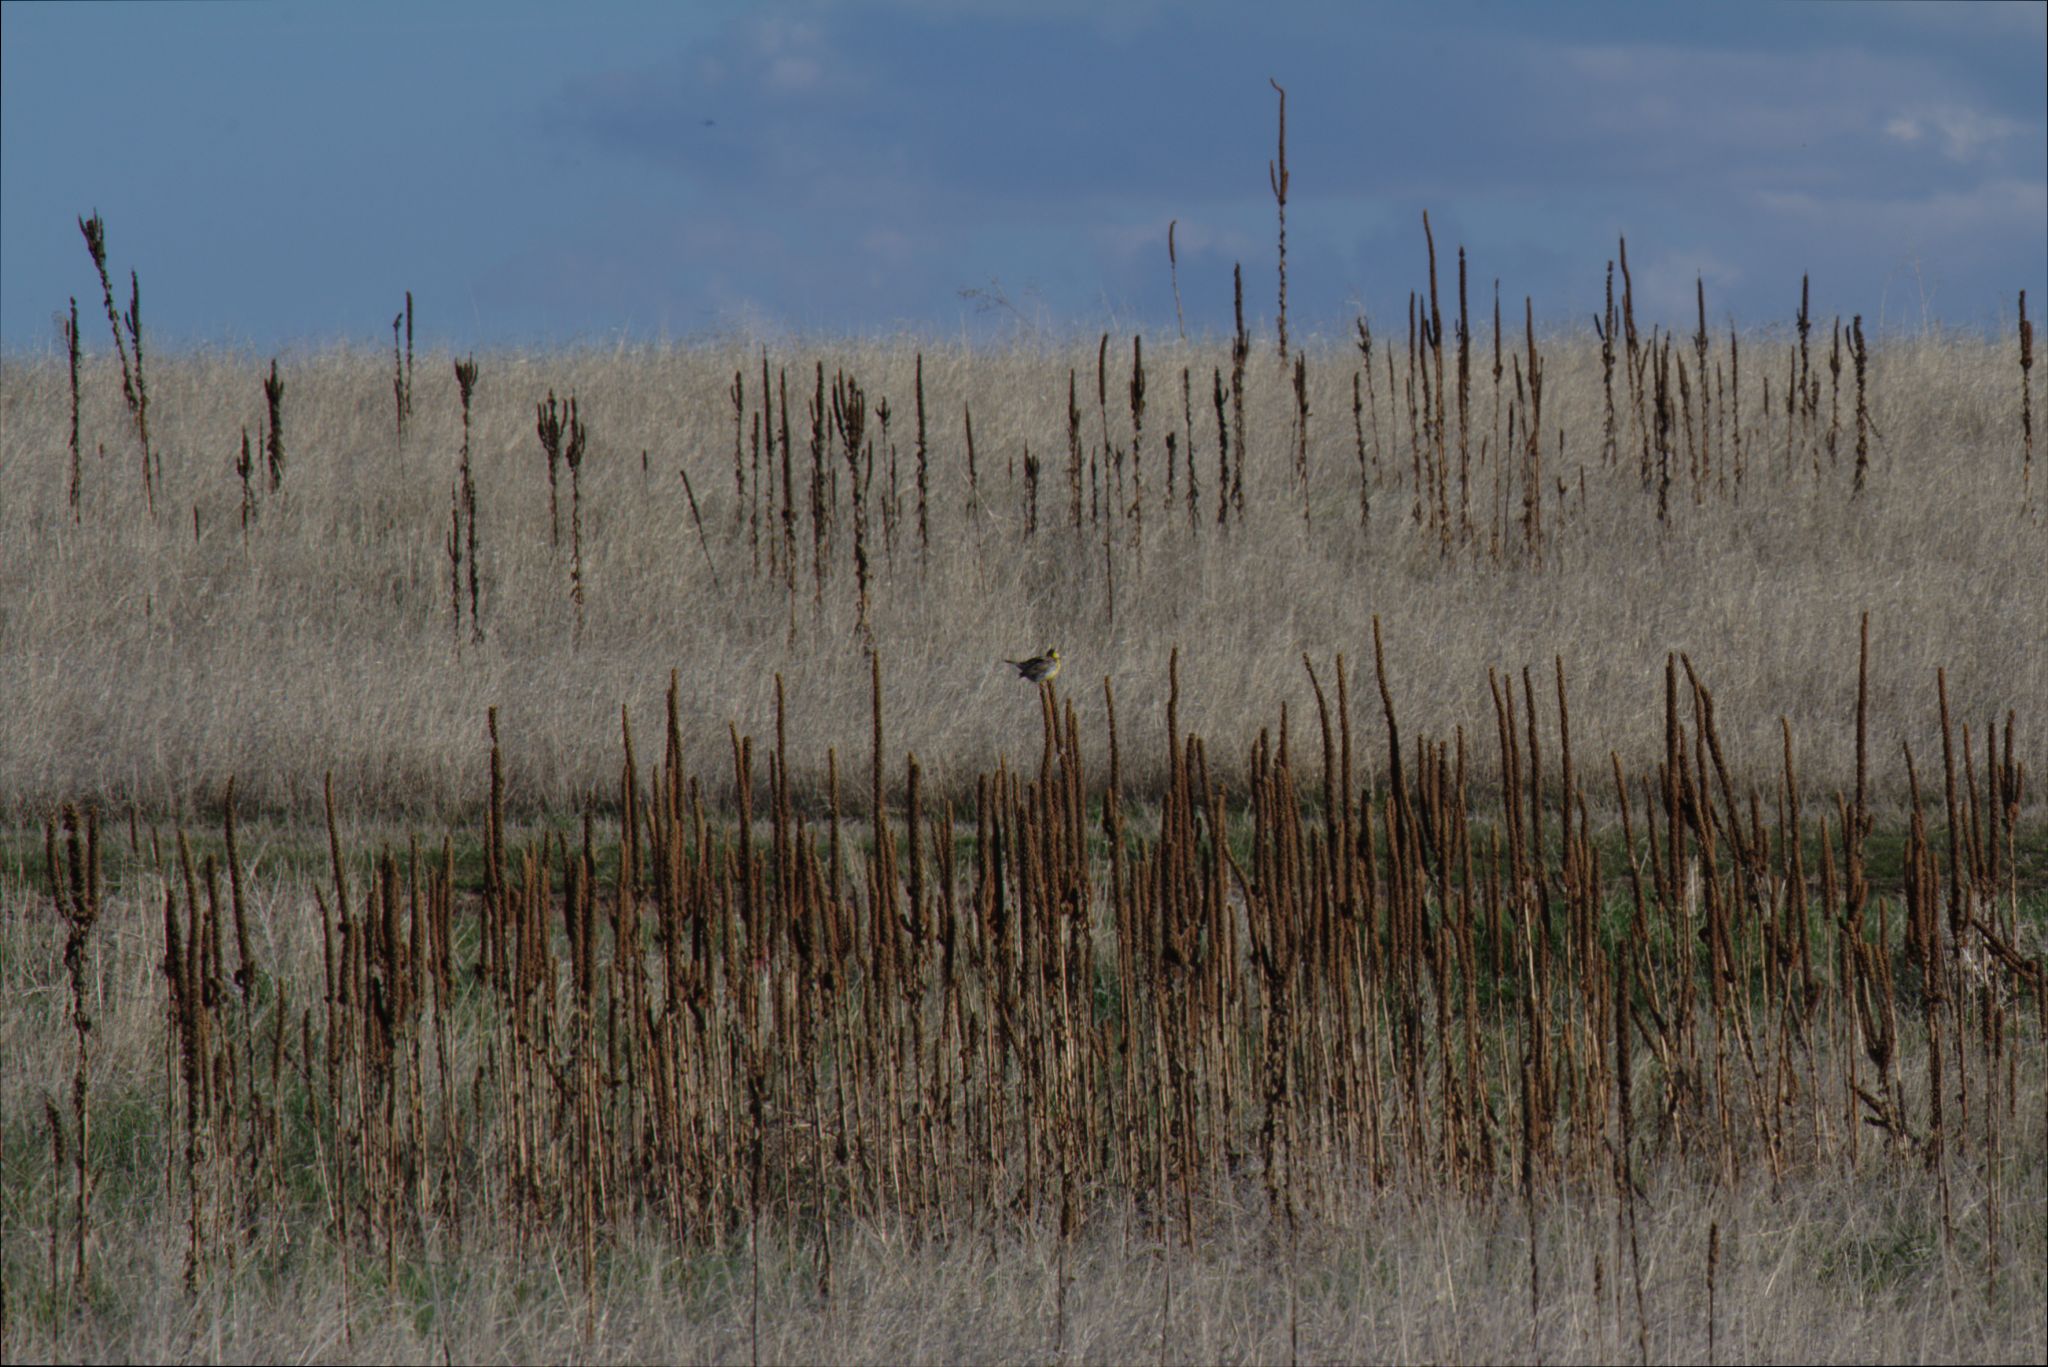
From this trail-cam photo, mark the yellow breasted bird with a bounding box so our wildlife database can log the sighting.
[1006,648,1061,683]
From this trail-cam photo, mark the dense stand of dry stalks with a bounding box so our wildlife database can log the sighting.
[5,633,2041,1357]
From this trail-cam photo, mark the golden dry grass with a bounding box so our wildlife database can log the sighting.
[1,323,2041,819]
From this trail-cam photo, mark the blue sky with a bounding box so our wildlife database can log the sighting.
[3,1,2042,352]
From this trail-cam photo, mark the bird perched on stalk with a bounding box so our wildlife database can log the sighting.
[1005,647,1061,683]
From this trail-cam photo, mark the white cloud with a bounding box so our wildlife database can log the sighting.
[1551,41,1882,147]
[750,18,834,96]
[1093,218,1255,263]
[1756,177,2040,227]
[1635,249,1747,326]
[1549,39,2037,181]
[1881,1,2047,44]
[766,55,823,94]
[1883,104,2025,162]
[861,225,919,266]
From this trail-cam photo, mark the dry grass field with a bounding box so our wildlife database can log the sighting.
[1,287,2042,817]
[2,255,2044,1362]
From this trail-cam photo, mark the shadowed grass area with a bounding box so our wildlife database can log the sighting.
[3,1137,2041,1363]
[2,671,2041,1361]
